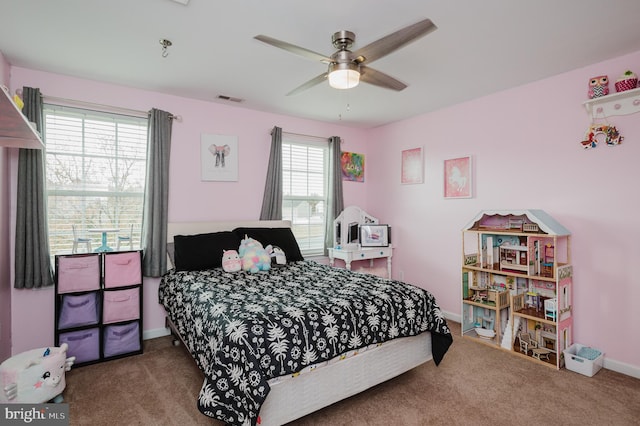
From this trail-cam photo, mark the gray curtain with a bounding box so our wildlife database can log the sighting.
[324,136,344,254]
[259,126,283,220]
[14,87,54,289]
[141,109,173,277]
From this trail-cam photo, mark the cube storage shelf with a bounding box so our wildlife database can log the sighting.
[461,210,573,370]
[55,250,143,367]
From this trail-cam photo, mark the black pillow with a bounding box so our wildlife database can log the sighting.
[173,231,241,271]
[232,227,304,262]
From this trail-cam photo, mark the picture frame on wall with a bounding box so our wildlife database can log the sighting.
[359,224,391,247]
[201,134,239,181]
[401,147,423,184]
[444,156,473,198]
[341,151,365,182]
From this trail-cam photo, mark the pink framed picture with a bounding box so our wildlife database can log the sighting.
[401,147,423,184]
[444,156,473,198]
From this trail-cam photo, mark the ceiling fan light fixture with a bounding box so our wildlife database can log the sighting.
[328,62,360,89]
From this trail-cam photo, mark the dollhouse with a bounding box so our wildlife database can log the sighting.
[461,210,573,369]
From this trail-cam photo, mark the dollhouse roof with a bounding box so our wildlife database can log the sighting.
[463,210,571,236]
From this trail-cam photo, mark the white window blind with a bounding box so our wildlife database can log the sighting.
[44,104,148,255]
[282,138,328,256]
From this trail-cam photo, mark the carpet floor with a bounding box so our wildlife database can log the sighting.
[63,322,640,425]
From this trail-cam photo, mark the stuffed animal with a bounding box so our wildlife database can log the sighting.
[221,249,242,272]
[588,75,609,99]
[238,236,271,273]
[266,245,286,266]
[0,343,75,403]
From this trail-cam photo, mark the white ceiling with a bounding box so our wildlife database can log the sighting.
[2,0,640,128]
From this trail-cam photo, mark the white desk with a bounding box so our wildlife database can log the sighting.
[328,245,393,279]
[89,228,120,252]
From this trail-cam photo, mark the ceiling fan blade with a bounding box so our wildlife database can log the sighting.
[359,66,407,91]
[254,35,332,63]
[352,18,437,64]
[286,73,328,96]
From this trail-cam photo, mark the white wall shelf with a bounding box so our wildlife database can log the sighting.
[583,87,640,119]
[0,85,44,149]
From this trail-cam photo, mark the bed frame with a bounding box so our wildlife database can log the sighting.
[165,220,433,425]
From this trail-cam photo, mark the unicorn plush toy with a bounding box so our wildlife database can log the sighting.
[0,343,75,403]
[238,236,271,273]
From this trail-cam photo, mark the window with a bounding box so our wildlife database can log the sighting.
[44,104,148,255]
[282,137,328,256]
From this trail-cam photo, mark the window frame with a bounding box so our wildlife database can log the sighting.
[43,103,148,255]
[281,136,329,257]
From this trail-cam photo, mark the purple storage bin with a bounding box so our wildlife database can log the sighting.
[104,252,141,288]
[103,288,140,324]
[104,322,140,357]
[57,255,101,294]
[58,292,99,329]
[59,328,100,364]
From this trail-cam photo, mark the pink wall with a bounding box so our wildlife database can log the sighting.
[368,50,640,375]
[0,51,12,362]
[6,67,370,356]
[4,50,640,377]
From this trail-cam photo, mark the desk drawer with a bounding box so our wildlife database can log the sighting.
[356,248,392,260]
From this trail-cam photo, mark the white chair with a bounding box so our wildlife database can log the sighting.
[72,225,92,253]
[544,298,557,321]
[116,224,134,251]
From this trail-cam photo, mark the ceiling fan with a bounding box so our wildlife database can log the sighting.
[254,18,437,96]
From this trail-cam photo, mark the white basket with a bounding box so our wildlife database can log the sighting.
[563,344,604,377]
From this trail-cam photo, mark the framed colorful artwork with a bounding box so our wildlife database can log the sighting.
[401,147,423,184]
[201,134,239,181]
[341,151,365,182]
[444,156,473,198]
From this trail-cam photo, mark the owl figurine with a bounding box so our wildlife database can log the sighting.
[588,75,609,99]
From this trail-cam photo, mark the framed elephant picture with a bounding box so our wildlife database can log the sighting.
[201,134,239,181]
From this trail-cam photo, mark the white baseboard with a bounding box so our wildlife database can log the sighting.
[443,310,461,324]
[143,327,171,341]
[442,310,640,379]
[603,358,640,379]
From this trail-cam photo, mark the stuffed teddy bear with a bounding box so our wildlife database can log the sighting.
[238,236,271,273]
[221,249,242,272]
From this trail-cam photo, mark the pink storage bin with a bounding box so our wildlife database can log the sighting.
[103,288,140,324]
[104,251,141,288]
[59,328,100,364]
[103,322,140,358]
[56,254,101,294]
[58,292,100,329]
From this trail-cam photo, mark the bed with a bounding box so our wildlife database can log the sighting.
[159,220,452,426]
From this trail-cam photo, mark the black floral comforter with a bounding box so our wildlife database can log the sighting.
[159,260,452,426]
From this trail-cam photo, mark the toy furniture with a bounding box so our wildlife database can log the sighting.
[544,297,557,321]
[532,347,551,361]
[518,331,538,354]
[55,250,143,366]
[461,210,573,370]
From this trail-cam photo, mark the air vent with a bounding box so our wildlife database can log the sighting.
[217,95,244,103]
